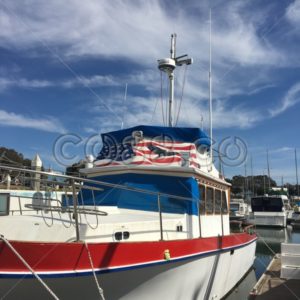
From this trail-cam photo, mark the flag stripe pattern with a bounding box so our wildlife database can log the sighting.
[95,139,201,168]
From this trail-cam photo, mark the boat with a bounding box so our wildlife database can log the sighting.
[229,198,250,221]
[249,195,288,227]
[0,34,257,300]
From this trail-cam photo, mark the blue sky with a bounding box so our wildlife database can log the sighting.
[1,0,300,184]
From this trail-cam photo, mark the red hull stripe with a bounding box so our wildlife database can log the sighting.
[0,233,257,278]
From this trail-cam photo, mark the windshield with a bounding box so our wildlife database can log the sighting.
[230,203,240,211]
[251,197,283,212]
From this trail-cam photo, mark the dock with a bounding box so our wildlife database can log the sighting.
[250,255,300,299]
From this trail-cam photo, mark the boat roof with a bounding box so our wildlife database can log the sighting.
[101,125,211,146]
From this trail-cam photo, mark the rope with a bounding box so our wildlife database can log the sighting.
[175,64,187,126]
[0,235,59,300]
[160,71,165,126]
[256,232,277,256]
[150,96,160,124]
[84,242,105,300]
[255,232,300,299]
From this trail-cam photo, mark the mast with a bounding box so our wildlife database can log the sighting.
[121,83,128,130]
[267,149,271,191]
[244,160,247,200]
[263,170,266,195]
[295,148,299,196]
[209,9,213,161]
[158,34,193,127]
[251,155,255,196]
[168,34,176,127]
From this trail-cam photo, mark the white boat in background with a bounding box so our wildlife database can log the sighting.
[229,199,250,221]
[249,195,288,227]
[0,34,256,300]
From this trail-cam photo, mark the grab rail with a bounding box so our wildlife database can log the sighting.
[0,164,199,242]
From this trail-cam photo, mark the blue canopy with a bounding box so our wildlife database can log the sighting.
[101,125,211,147]
[75,173,200,215]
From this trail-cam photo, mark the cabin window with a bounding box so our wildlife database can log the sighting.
[215,190,221,214]
[206,187,214,214]
[199,185,205,215]
[114,232,123,241]
[123,231,130,240]
[114,231,130,241]
[221,191,228,213]
[0,193,10,216]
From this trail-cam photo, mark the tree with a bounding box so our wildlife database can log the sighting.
[66,160,86,177]
[0,147,31,167]
[230,174,277,197]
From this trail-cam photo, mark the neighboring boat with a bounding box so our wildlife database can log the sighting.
[293,202,300,213]
[291,220,300,230]
[229,198,250,221]
[249,195,288,227]
[0,34,257,300]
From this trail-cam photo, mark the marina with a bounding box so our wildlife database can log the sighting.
[0,35,257,299]
[224,227,300,299]
[1,1,300,299]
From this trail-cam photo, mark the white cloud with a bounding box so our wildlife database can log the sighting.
[0,0,296,131]
[270,147,294,154]
[0,110,66,133]
[61,75,119,88]
[286,0,300,25]
[88,92,263,131]
[269,82,300,117]
[0,77,53,91]
[0,0,284,67]
[0,71,157,91]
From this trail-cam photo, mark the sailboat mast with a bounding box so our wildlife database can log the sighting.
[251,155,255,196]
[209,10,213,161]
[295,148,299,196]
[267,149,271,191]
[121,83,128,130]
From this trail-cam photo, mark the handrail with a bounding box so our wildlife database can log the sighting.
[24,204,108,216]
[1,164,201,242]
[0,164,197,203]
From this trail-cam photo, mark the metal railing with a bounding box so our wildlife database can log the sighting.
[0,164,199,242]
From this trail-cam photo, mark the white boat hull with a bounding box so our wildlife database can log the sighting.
[250,212,287,227]
[0,239,256,300]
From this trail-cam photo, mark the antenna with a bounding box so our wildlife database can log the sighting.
[158,34,193,127]
[295,148,299,196]
[250,155,254,196]
[244,158,247,200]
[121,83,128,130]
[263,170,266,195]
[209,9,213,162]
[267,149,271,191]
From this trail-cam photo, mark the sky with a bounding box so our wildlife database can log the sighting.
[1,0,300,184]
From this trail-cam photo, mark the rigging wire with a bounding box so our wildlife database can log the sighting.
[160,71,165,126]
[150,96,160,124]
[175,64,188,126]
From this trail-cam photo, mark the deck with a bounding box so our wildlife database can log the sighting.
[250,255,300,300]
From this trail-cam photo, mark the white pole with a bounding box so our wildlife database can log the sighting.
[121,83,127,130]
[295,148,299,196]
[267,149,271,191]
[209,10,213,162]
[168,34,176,127]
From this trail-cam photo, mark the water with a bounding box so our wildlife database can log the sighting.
[225,226,300,299]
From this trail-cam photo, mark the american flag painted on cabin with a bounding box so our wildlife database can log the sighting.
[94,139,200,168]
